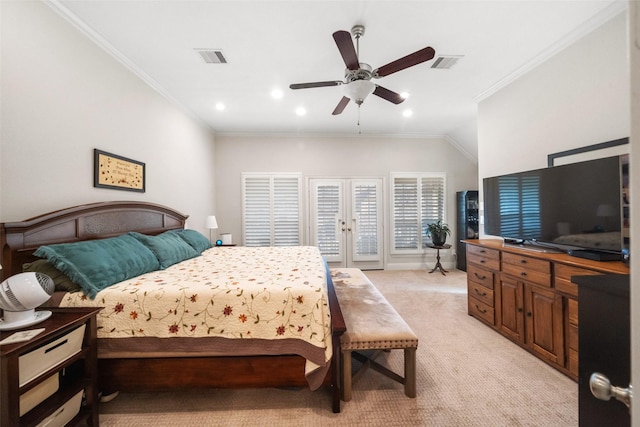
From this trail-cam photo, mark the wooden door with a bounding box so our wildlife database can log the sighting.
[498,277,524,343]
[524,284,564,366]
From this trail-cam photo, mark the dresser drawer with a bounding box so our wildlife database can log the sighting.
[468,281,494,307]
[502,253,550,287]
[467,245,500,271]
[502,252,550,274]
[501,262,551,287]
[19,324,85,387]
[467,245,499,260]
[555,264,602,297]
[467,264,494,289]
[468,297,494,325]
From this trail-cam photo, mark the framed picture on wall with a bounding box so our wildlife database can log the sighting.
[94,149,146,192]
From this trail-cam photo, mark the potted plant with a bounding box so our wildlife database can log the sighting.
[426,220,451,246]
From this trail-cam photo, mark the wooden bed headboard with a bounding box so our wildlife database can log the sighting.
[0,201,188,280]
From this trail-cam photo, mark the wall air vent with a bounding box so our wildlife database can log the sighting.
[195,49,227,64]
[431,55,463,69]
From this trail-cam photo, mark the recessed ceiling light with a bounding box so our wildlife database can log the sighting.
[296,107,306,116]
[403,109,413,117]
[215,103,226,111]
[400,92,410,99]
[271,89,284,99]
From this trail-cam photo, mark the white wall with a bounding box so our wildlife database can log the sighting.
[215,134,478,268]
[478,11,630,182]
[478,11,630,239]
[0,1,216,234]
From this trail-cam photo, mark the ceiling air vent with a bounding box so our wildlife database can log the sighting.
[195,49,227,64]
[431,55,463,69]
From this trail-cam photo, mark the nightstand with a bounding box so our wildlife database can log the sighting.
[0,307,102,426]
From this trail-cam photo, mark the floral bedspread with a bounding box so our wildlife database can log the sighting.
[60,246,332,380]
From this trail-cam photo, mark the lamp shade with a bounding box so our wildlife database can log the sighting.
[205,215,218,229]
[344,80,375,104]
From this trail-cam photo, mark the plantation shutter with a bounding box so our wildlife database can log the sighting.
[242,173,301,246]
[353,182,379,258]
[391,173,446,253]
[315,183,342,258]
[393,177,419,250]
[421,176,445,228]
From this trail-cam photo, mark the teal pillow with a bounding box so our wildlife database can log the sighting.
[168,229,212,253]
[34,234,160,299]
[129,231,199,269]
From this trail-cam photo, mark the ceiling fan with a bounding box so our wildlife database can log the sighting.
[289,25,435,115]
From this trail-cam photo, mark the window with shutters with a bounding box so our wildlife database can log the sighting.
[242,173,302,246]
[391,173,446,253]
[497,175,541,239]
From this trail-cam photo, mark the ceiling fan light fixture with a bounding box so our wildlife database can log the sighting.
[344,80,375,104]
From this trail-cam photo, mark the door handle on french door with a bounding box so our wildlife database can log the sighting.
[590,372,633,412]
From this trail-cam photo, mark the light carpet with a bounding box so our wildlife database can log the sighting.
[98,269,578,426]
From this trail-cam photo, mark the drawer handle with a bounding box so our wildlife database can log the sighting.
[473,272,487,280]
[479,259,486,264]
[520,259,527,264]
[520,272,527,277]
[45,339,68,354]
[475,288,487,297]
[475,304,487,314]
[479,249,486,253]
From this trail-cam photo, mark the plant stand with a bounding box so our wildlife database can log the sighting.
[426,243,451,275]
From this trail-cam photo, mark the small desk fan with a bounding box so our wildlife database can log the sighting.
[0,272,54,331]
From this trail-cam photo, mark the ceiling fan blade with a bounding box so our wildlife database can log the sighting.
[289,81,343,90]
[374,47,436,77]
[333,30,359,71]
[373,85,405,104]
[332,96,351,115]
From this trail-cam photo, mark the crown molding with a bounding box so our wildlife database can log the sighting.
[43,0,210,129]
[474,0,628,103]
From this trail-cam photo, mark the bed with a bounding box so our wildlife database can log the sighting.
[0,201,346,413]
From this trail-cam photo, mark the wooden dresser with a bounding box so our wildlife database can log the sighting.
[465,239,629,380]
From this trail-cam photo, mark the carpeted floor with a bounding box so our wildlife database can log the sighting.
[98,269,578,426]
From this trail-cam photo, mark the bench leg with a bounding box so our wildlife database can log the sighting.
[342,350,353,401]
[404,347,417,398]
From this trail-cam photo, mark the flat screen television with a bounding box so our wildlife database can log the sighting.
[483,155,626,258]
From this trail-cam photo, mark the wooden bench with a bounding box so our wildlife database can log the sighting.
[331,268,419,401]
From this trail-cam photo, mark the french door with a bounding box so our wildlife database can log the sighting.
[309,178,383,269]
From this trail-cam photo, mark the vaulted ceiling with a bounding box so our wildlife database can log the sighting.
[52,0,625,160]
